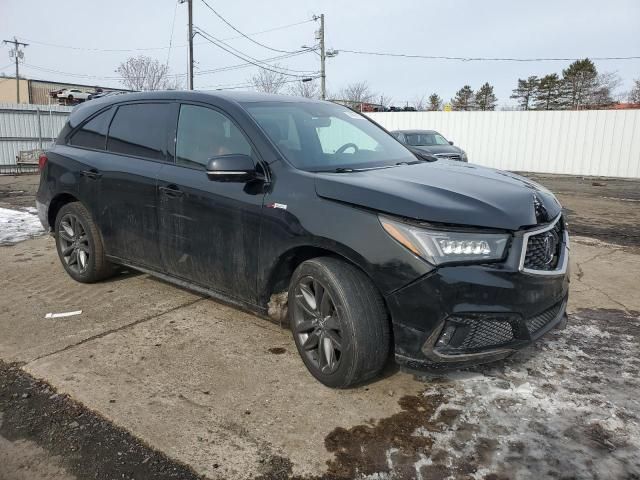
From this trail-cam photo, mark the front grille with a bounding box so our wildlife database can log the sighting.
[525,301,564,335]
[434,153,461,161]
[523,216,564,271]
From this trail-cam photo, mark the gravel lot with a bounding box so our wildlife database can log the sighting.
[0,173,639,480]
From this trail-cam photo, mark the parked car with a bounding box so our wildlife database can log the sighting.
[49,88,65,99]
[57,89,92,101]
[36,91,569,388]
[392,129,468,162]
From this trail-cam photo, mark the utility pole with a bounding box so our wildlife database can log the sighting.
[187,0,194,90]
[313,14,337,101]
[179,0,194,90]
[3,37,28,103]
[319,14,326,100]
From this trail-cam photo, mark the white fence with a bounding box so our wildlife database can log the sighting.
[0,103,73,167]
[367,110,640,179]
[2,104,639,178]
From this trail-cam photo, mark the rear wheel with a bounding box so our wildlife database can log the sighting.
[54,202,114,283]
[288,257,389,388]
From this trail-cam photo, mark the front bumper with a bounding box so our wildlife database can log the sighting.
[385,242,570,371]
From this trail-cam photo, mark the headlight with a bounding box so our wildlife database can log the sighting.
[379,216,509,265]
[460,151,468,162]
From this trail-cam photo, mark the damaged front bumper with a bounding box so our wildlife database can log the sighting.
[385,252,570,371]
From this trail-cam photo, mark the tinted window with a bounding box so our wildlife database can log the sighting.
[405,133,449,146]
[107,103,170,160]
[175,104,252,169]
[244,102,414,171]
[69,108,112,150]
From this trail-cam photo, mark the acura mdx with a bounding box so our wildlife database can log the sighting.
[36,91,569,388]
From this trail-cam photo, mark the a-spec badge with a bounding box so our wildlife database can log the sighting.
[267,202,288,210]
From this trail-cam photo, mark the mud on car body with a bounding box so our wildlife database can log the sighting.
[36,91,569,388]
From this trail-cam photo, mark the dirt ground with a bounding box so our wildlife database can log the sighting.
[0,173,639,480]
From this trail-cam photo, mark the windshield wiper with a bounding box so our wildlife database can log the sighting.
[395,160,421,166]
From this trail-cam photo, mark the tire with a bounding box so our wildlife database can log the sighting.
[288,257,390,388]
[54,202,114,283]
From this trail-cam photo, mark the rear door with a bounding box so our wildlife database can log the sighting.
[156,102,266,303]
[95,102,173,269]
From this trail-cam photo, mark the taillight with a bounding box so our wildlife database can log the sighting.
[38,153,48,171]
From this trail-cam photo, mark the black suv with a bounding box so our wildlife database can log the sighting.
[36,91,569,388]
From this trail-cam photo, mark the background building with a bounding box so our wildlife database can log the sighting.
[0,76,131,105]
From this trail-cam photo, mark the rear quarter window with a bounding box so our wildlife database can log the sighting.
[68,108,113,150]
[106,103,171,161]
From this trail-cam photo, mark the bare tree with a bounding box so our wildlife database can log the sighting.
[588,71,622,106]
[338,81,376,105]
[163,75,183,91]
[288,78,320,98]
[630,78,640,104]
[412,94,427,111]
[116,55,179,91]
[249,65,287,94]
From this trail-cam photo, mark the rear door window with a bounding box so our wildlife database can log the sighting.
[106,103,171,160]
[69,108,113,150]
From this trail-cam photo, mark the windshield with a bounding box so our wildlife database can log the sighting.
[242,101,415,171]
[405,132,449,146]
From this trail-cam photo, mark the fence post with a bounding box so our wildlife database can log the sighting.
[36,106,43,150]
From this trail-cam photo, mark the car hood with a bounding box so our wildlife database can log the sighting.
[314,160,561,230]
[412,144,462,155]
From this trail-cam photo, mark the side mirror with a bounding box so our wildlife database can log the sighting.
[206,154,259,182]
[448,140,454,145]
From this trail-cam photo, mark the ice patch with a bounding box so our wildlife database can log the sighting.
[0,207,45,245]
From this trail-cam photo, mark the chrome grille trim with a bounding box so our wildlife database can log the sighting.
[518,213,570,276]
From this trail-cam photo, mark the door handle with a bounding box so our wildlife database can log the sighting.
[159,185,184,198]
[80,169,102,179]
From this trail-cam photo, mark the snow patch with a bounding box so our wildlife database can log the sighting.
[0,207,45,245]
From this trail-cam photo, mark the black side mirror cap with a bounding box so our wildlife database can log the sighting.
[448,140,454,145]
[206,154,260,182]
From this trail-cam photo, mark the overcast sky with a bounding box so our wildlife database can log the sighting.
[2,0,639,106]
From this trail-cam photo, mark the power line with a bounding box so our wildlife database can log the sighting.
[166,0,180,68]
[200,75,320,90]
[339,49,640,62]
[16,20,315,53]
[20,49,315,82]
[199,0,300,55]
[198,50,314,75]
[194,26,318,77]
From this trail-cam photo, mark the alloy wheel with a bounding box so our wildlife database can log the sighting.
[293,276,343,374]
[58,214,90,274]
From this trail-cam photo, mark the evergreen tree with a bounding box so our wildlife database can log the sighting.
[451,85,474,111]
[561,58,598,109]
[510,76,539,110]
[534,74,563,110]
[474,82,498,111]
[428,93,443,111]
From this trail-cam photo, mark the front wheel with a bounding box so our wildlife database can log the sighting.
[288,257,390,388]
